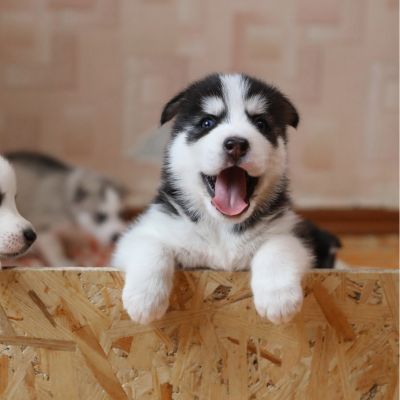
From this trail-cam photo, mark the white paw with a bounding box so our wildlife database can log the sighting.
[122,279,170,324]
[253,283,303,325]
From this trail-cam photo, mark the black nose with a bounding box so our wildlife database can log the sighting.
[111,233,121,244]
[223,137,249,161]
[23,228,37,244]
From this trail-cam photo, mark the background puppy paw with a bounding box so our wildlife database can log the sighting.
[253,283,303,324]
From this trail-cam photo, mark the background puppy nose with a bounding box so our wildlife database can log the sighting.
[23,228,37,244]
[223,137,249,161]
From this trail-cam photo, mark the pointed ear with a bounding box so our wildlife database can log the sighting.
[74,186,88,203]
[160,90,186,125]
[283,97,299,128]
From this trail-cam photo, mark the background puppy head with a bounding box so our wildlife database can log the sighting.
[67,169,127,245]
[160,73,298,223]
[0,156,36,258]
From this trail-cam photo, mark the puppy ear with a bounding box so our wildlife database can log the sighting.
[282,97,299,129]
[74,186,88,203]
[160,90,186,125]
[66,169,88,205]
[333,235,343,249]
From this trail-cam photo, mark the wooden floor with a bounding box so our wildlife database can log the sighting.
[338,234,399,269]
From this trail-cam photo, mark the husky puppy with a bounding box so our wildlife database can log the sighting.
[0,155,36,268]
[6,152,127,266]
[113,73,340,325]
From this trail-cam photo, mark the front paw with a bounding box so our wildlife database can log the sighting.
[253,283,303,325]
[122,280,170,324]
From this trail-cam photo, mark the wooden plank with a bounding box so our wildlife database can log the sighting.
[226,336,282,366]
[123,207,400,234]
[297,208,399,234]
[48,350,79,400]
[0,348,35,400]
[28,290,57,327]
[312,281,356,341]
[0,336,76,351]
[0,355,8,397]
[0,268,398,400]
[60,300,129,400]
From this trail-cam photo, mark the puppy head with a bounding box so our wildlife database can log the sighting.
[0,156,36,258]
[67,169,127,245]
[161,73,298,223]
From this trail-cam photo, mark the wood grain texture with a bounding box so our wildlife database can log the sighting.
[0,268,398,400]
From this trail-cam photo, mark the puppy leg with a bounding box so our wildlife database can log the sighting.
[36,231,72,267]
[251,235,312,324]
[112,233,174,324]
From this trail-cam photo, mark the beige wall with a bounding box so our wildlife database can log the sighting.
[0,0,398,208]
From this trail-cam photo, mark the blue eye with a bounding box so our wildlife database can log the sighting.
[200,116,216,129]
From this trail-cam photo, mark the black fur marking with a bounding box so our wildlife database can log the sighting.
[246,111,279,147]
[160,73,298,148]
[244,75,299,130]
[0,191,4,207]
[294,220,342,269]
[160,90,186,125]
[74,186,88,203]
[93,212,108,225]
[154,160,200,223]
[5,151,70,172]
[186,111,227,143]
[153,191,180,217]
[233,179,291,233]
[161,74,225,144]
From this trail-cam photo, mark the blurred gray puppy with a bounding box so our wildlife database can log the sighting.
[6,152,127,266]
[0,155,36,268]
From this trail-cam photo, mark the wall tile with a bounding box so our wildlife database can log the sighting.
[0,0,397,208]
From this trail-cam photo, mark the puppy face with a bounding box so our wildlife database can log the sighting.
[67,170,127,245]
[161,74,298,223]
[0,156,36,258]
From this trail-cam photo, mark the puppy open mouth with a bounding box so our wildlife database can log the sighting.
[201,167,259,217]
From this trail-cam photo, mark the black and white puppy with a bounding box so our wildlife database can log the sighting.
[113,73,340,325]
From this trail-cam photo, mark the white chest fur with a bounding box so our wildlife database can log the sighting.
[113,203,309,325]
[125,204,299,272]
[174,220,255,271]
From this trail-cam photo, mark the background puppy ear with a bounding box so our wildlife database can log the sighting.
[74,186,88,203]
[160,90,186,125]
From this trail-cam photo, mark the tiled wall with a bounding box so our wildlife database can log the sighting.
[0,0,398,208]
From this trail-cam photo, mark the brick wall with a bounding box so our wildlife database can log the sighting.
[0,0,398,208]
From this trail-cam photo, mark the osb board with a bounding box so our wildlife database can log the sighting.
[0,268,398,400]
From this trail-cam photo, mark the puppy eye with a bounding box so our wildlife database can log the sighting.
[93,212,108,224]
[200,116,216,129]
[252,116,268,131]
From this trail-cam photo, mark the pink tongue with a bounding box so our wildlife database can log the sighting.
[212,167,248,216]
